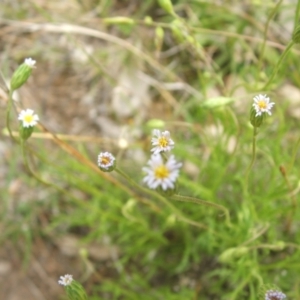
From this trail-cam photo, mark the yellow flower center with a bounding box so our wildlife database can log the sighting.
[154,165,169,179]
[101,156,111,165]
[257,100,267,110]
[24,115,34,123]
[158,137,168,148]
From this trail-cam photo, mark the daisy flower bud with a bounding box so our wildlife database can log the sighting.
[151,129,175,155]
[58,274,88,300]
[143,154,182,194]
[250,94,275,128]
[10,58,36,91]
[97,152,116,172]
[18,109,39,140]
[158,0,175,15]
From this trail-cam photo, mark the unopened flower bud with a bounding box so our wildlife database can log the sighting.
[158,0,175,15]
[144,16,153,25]
[103,17,134,25]
[10,58,36,91]
[19,124,34,141]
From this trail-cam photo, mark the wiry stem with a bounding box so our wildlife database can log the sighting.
[288,136,300,174]
[115,167,210,230]
[262,41,294,90]
[171,194,232,227]
[20,139,82,204]
[242,126,260,221]
[257,0,283,83]
[244,126,257,193]
[6,89,16,141]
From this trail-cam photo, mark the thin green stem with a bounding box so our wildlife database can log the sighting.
[256,0,283,83]
[20,139,82,204]
[21,139,51,187]
[241,223,270,247]
[115,167,183,216]
[288,136,300,173]
[245,127,257,193]
[243,127,260,221]
[294,0,300,30]
[229,272,252,300]
[115,167,209,230]
[6,89,16,141]
[171,194,232,227]
[282,133,300,231]
[262,40,294,90]
[279,164,298,233]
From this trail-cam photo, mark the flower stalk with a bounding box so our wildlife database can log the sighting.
[262,40,294,90]
[171,194,232,227]
[6,89,15,141]
[115,167,208,229]
[244,126,258,192]
[246,94,275,190]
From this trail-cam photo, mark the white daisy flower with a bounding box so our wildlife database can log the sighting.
[97,152,116,172]
[143,154,182,190]
[18,109,39,128]
[24,58,36,68]
[265,290,286,300]
[58,274,73,286]
[253,94,275,117]
[151,129,175,155]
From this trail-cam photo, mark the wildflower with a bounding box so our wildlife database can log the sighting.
[18,109,39,140]
[10,58,36,91]
[151,129,175,155]
[58,274,73,286]
[24,58,36,68]
[252,94,275,117]
[18,109,39,128]
[97,152,116,172]
[265,289,286,300]
[59,275,88,300]
[143,154,182,191]
[250,94,275,128]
